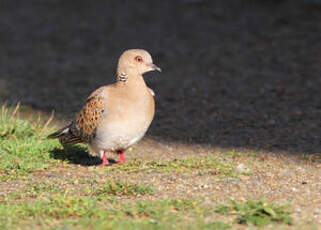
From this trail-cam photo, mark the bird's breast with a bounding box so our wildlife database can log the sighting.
[90,91,155,152]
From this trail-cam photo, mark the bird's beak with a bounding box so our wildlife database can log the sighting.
[147,63,162,72]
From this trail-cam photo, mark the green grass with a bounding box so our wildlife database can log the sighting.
[215,200,293,227]
[2,179,154,203]
[92,179,154,196]
[3,182,63,201]
[0,195,229,230]
[103,157,243,178]
[0,105,62,181]
[1,178,228,230]
[222,151,258,158]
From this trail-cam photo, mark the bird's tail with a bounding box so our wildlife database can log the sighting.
[47,123,82,145]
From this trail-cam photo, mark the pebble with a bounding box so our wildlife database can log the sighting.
[236,163,251,173]
[294,208,302,213]
[199,184,209,189]
[219,178,243,183]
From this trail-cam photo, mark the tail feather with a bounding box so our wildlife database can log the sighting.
[59,135,82,145]
[47,125,70,139]
[47,124,82,145]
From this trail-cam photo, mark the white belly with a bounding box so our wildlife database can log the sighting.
[88,87,155,154]
[89,118,151,153]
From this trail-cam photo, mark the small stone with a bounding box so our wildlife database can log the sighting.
[294,208,302,213]
[199,184,208,189]
[220,178,243,183]
[236,163,251,173]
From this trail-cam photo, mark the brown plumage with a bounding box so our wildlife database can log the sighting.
[48,49,161,167]
[47,89,105,144]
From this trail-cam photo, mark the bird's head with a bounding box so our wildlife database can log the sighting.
[117,49,161,76]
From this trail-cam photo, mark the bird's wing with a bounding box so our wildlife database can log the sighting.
[73,86,107,142]
[47,87,107,144]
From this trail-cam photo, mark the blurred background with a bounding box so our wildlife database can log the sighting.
[0,0,320,155]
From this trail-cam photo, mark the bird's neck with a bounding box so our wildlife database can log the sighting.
[116,71,147,90]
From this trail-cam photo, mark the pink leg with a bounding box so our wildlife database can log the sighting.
[98,151,109,167]
[117,151,126,164]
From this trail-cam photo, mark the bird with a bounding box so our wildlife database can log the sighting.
[48,49,161,167]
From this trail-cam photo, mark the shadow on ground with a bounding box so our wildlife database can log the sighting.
[50,145,118,166]
[1,0,320,155]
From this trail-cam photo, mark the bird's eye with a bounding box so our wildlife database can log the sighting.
[135,56,143,62]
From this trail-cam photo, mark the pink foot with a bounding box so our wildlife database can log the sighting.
[117,151,126,164]
[98,151,109,167]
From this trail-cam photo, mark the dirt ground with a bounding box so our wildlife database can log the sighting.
[0,0,320,228]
